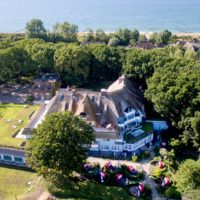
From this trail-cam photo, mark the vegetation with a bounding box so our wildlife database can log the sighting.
[0,104,39,147]
[50,181,137,200]
[0,33,199,151]
[0,166,37,200]
[173,159,200,193]
[27,112,94,187]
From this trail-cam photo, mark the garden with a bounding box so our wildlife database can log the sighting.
[81,161,151,199]
[149,148,181,199]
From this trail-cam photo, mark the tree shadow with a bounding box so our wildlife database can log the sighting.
[51,181,136,200]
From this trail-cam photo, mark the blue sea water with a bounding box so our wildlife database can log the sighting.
[0,0,200,33]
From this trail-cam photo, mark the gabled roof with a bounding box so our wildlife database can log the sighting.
[107,75,126,93]
[106,75,145,116]
[75,94,97,123]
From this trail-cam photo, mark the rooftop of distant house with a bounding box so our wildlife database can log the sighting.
[34,73,60,83]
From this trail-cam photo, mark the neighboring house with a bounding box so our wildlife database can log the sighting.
[63,75,155,154]
[136,42,155,50]
[0,147,26,166]
[174,40,200,52]
[31,73,61,100]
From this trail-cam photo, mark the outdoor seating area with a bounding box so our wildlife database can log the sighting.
[82,161,151,198]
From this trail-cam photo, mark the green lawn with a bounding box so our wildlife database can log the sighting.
[0,166,37,200]
[0,104,39,147]
[51,181,137,200]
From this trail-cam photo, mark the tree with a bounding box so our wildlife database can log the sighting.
[83,28,95,42]
[122,48,153,81]
[25,19,46,38]
[159,30,172,45]
[138,34,147,42]
[22,40,55,73]
[52,21,78,42]
[173,159,200,193]
[114,28,132,45]
[145,60,200,148]
[131,29,140,42]
[95,29,109,43]
[87,44,123,81]
[27,112,94,186]
[0,46,33,83]
[54,44,91,85]
[108,37,120,47]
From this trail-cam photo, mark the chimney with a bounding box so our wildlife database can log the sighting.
[101,89,107,96]
[119,75,125,84]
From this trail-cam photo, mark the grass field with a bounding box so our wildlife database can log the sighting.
[0,104,39,147]
[0,166,37,200]
[51,181,137,200]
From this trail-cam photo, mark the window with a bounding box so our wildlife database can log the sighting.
[101,145,109,150]
[103,138,110,141]
[14,157,23,163]
[80,112,87,118]
[112,145,121,151]
[128,145,132,150]
[3,155,12,161]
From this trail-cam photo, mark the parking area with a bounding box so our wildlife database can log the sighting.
[0,84,32,104]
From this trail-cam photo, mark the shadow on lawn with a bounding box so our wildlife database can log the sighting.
[51,181,136,200]
[0,163,35,172]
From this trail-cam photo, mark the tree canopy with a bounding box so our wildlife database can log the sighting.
[27,112,94,186]
[173,159,200,193]
[25,19,46,38]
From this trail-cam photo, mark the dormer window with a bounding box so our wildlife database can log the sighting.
[135,112,140,117]
[124,107,133,113]
[80,112,87,118]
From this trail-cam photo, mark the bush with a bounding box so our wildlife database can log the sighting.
[150,156,161,165]
[132,155,138,162]
[164,187,181,199]
[141,185,152,200]
[140,151,150,160]
[149,166,165,179]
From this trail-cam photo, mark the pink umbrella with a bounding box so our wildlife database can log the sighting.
[164,177,171,185]
[159,161,165,168]
[116,174,123,180]
[105,161,112,169]
[139,183,145,192]
[128,166,135,172]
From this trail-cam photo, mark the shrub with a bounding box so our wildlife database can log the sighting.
[132,155,138,162]
[149,166,165,179]
[164,186,181,199]
[141,151,150,159]
[141,185,152,200]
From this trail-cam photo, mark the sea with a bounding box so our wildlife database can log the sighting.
[0,0,200,33]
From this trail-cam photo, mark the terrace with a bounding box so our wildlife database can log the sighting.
[0,104,39,148]
[124,122,153,143]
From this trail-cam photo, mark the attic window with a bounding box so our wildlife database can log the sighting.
[135,112,140,117]
[124,107,133,113]
[80,112,87,118]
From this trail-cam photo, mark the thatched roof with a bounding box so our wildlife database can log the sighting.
[75,94,97,123]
